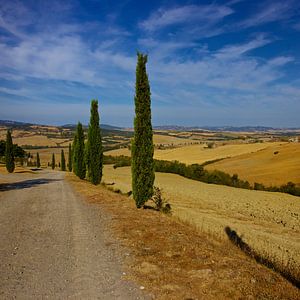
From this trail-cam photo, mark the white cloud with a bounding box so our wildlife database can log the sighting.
[140,4,233,32]
[239,1,298,28]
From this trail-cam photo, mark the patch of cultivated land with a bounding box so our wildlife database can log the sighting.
[105,142,283,164]
[102,165,300,283]
[153,134,195,146]
[32,147,69,167]
[206,143,300,186]
[68,173,300,299]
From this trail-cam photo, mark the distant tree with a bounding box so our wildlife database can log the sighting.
[36,152,41,168]
[0,140,25,158]
[51,153,55,170]
[74,122,86,179]
[5,130,15,173]
[68,143,72,172]
[58,162,61,168]
[86,100,103,184]
[131,53,155,208]
[61,149,66,171]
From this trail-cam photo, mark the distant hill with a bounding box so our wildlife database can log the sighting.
[154,125,300,132]
[0,120,123,131]
[1,120,299,133]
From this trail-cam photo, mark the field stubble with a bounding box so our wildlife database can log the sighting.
[103,165,300,284]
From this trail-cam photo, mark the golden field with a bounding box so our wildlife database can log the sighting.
[206,143,300,186]
[153,133,196,146]
[105,141,284,164]
[102,165,300,277]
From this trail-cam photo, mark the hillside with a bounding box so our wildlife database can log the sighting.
[102,165,300,286]
[206,143,300,186]
[105,142,283,165]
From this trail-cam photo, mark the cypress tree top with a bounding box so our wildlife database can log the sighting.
[131,52,155,208]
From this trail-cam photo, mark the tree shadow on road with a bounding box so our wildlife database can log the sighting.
[224,226,300,289]
[0,178,62,192]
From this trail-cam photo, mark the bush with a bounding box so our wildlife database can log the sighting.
[149,186,171,214]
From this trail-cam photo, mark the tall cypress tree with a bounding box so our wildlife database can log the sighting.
[86,100,103,185]
[131,53,155,208]
[61,149,66,171]
[74,122,86,179]
[36,152,41,168]
[5,130,15,173]
[51,153,55,170]
[72,133,78,174]
[68,143,72,172]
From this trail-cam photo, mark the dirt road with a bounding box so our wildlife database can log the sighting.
[0,170,147,299]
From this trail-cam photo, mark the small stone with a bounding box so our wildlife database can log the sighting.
[140,286,145,290]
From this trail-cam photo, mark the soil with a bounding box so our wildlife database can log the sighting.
[0,169,149,299]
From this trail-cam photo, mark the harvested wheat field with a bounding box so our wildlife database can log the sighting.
[153,134,195,146]
[105,142,284,165]
[103,165,300,284]
[67,173,300,299]
[206,142,300,186]
[33,147,69,166]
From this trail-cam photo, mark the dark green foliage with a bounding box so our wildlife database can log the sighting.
[36,152,40,168]
[61,149,66,171]
[73,122,86,179]
[72,134,78,175]
[86,100,103,185]
[0,140,25,158]
[131,52,155,208]
[68,143,72,172]
[5,130,15,173]
[51,153,55,169]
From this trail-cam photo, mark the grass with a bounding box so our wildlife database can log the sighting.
[206,142,300,186]
[67,172,300,299]
[102,165,300,286]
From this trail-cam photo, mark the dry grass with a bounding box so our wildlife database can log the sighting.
[206,142,300,186]
[32,147,69,167]
[102,165,300,284]
[153,134,194,146]
[67,173,300,299]
[0,164,35,176]
[105,142,283,165]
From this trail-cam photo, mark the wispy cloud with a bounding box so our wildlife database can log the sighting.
[139,4,233,32]
[239,1,299,28]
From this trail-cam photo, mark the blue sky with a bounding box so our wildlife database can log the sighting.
[0,0,299,127]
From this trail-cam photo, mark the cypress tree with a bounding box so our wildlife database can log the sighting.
[61,149,66,171]
[68,143,72,172]
[131,53,155,208]
[36,152,40,168]
[51,153,55,170]
[5,130,15,173]
[72,133,78,175]
[74,122,86,179]
[86,100,103,184]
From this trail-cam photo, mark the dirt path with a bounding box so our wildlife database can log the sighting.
[0,170,147,299]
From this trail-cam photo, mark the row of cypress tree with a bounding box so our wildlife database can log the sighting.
[70,53,154,208]
[4,52,154,209]
[72,100,103,184]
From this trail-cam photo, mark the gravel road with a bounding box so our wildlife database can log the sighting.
[0,170,147,299]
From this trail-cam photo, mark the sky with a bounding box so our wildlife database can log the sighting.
[0,0,300,127]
